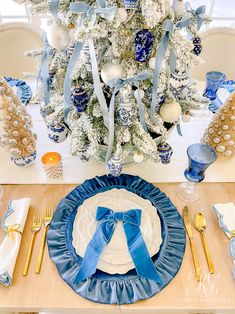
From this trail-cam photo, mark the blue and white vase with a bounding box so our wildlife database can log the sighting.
[11,151,36,167]
[124,0,138,9]
[47,124,68,143]
[158,142,173,164]
[71,87,89,113]
[108,155,123,177]
[134,29,154,62]
[117,101,135,127]
[169,69,193,100]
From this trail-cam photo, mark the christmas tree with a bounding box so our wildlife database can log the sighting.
[16,0,209,175]
[0,77,36,167]
[202,92,235,157]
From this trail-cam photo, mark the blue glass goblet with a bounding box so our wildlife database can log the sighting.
[203,71,226,101]
[176,143,217,202]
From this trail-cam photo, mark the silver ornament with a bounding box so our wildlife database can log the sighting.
[133,151,144,163]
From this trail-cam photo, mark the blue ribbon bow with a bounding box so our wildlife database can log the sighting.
[64,0,116,126]
[150,17,194,120]
[185,3,206,31]
[39,0,60,106]
[74,206,163,284]
[39,32,53,106]
[106,71,150,171]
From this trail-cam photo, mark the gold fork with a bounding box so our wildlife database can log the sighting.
[23,216,42,276]
[35,205,53,274]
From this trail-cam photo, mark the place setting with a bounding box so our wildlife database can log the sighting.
[0,0,235,311]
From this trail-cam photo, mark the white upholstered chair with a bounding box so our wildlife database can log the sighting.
[0,22,43,79]
[191,28,235,81]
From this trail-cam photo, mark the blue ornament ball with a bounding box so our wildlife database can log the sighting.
[134,29,155,62]
[108,156,123,177]
[71,87,89,113]
[158,142,173,164]
[192,37,202,56]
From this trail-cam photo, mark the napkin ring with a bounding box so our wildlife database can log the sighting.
[4,224,22,240]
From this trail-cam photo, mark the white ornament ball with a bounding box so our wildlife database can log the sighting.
[134,89,145,100]
[224,150,232,157]
[117,8,128,23]
[223,134,231,141]
[208,127,214,134]
[159,100,182,123]
[101,63,125,84]
[216,145,225,153]
[47,23,70,51]
[133,151,144,163]
[230,115,235,121]
[182,113,191,122]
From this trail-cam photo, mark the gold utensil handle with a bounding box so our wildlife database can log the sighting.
[202,232,215,274]
[23,233,35,276]
[35,227,47,274]
[189,238,201,282]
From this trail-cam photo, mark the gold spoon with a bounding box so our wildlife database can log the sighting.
[194,212,215,274]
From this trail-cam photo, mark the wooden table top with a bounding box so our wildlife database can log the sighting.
[0,183,235,313]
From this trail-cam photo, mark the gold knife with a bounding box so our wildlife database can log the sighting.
[182,206,201,282]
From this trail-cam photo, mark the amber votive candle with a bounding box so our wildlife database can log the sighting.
[41,152,63,179]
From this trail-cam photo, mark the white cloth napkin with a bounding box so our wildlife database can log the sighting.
[0,198,31,286]
[213,203,235,237]
[213,202,235,279]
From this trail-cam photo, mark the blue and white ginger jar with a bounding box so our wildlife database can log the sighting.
[158,142,173,164]
[134,29,154,62]
[47,124,68,143]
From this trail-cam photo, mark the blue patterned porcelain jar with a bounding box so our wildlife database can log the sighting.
[47,124,68,143]
[124,0,138,9]
[117,101,135,127]
[11,151,36,167]
[158,142,173,164]
[71,87,89,113]
[108,155,123,177]
[134,29,154,62]
[169,69,193,100]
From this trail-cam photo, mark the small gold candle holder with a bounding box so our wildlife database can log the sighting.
[41,152,63,179]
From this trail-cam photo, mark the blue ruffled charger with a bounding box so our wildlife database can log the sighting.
[47,174,186,304]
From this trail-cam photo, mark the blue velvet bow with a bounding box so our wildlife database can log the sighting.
[74,206,163,284]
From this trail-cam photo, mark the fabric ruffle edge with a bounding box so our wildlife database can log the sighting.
[47,174,186,304]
